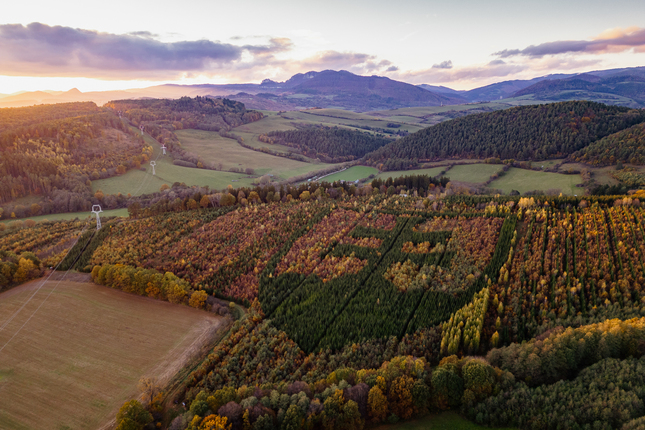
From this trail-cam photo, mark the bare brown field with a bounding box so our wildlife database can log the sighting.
[0,279,226,430]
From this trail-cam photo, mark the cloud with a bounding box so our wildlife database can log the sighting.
[0,23,291,80]
[494,26,645,58]
[0,23,399,84]
[432,60,453,69]
[393,61,526,85]
[127,31,158,39]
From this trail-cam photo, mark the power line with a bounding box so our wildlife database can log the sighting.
[0,119,165,353]
[0,221,91,352]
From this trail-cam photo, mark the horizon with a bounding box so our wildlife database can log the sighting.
[1,0,644,94]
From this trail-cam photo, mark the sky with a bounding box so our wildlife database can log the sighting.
[1,0,644,93]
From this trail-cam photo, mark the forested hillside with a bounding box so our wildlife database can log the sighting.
[365,101,645,169]
[6,185,645,429]
[0,103,146,210]
[262,127,392,163]
[571,122,645,166]
[0,101,101,132]
[107,96,264,164]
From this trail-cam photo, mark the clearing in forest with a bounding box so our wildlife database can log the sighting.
[0,279,225,430]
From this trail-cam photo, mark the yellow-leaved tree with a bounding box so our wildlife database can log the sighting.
[199,415,231,430]
[189,290,208,309]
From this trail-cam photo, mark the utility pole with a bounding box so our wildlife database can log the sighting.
[91,205,103,230]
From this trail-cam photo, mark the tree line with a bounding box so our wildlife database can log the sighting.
[262,127,392,163]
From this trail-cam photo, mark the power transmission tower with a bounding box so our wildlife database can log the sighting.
[140,125,144,135]
[150,161,156,175]
[161,144,166,155]
[91,205,103,230]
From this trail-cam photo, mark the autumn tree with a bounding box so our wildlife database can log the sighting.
[115,400,152,430]
[187,199,199,210]
[190,290,208,309]
[30,203,41,216]
[282,404,304,430]
[367,386,388,423]
[13,257,40,284]
[137,377,160,404]
[388,375,415,419]
[322,390,364,430]
[167,283,188,304]
[199,415,231,430]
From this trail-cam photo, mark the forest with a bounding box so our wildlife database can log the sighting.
[262,127,392,163]
[0,103,147,209]
[0,96,268,218]
[5,187,645,430]
[364,101,645,169]
[572,122,645,166]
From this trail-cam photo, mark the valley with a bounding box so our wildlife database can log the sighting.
[2,68,645,430]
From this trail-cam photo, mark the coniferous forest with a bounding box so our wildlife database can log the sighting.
[365,101,645,169]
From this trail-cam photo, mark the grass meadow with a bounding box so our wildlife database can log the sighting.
[91,130,259,196]
[175,129,343,180]
[381,411,514,430]
[0,278,224,430]
[374,167,446,181]
[488,167,583,195]
[317,166,379,183]
[1,208,128,225]
[445,164,504,184]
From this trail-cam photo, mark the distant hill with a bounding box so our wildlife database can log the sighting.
[5,66,645,112]
[252,70,464,111]
[417,84,466,97]
[418,74,575,103]
[364,101,645,170]
[512,68,645,107]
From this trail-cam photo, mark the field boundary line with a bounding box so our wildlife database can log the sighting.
[0,222,90,335]
[0,221,93,354]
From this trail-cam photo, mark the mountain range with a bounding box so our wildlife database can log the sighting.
[1,66,644,111]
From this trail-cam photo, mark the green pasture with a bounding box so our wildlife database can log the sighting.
[1,208,128,225]
[234,112,298,134]
[374,167,446,181]
[488,167,582,195]
[381,411,515,430]
[91,130,258,195]
[286,110,423,134]
[316,166,379,183]
[176,129,341,180]
[445,164,503,184]
[368,102,511,120]
[233,130,309,156]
